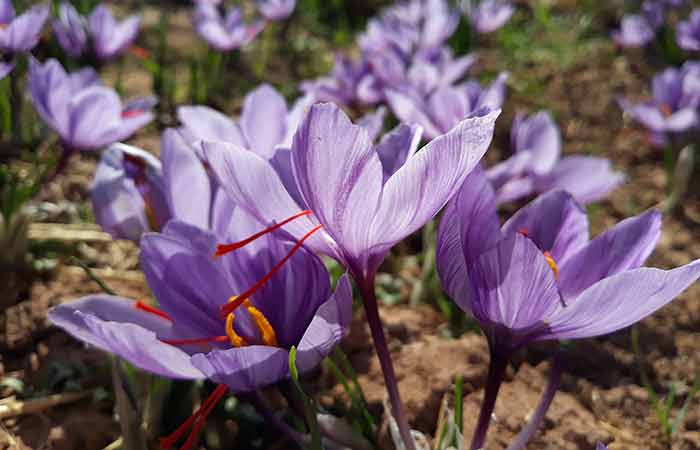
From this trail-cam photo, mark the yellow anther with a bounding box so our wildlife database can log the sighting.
[243,300,278,347]
[225,296,247,347]
[543,251,559,279]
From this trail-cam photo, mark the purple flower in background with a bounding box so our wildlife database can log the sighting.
[437,168,700,356]
[462,0,515,34]
[612,15,655,47]
[619,62,700,146]
[386,72,507,139]
[300,55,382,106]
[53,3,140,60]
[91,144,169,241]
[194,2,264,51]
[256,0,296,21]
[677,10,700,51]
[0,1,49,53]
[52,2,87,58]
[203,103,498,283]
[487,111,624,204]
[28,58,154,151]
[50,218,353,446]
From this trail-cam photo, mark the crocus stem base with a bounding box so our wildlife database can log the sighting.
[469,352,508,450]
[505,354,565,450]
[358,277,416,450]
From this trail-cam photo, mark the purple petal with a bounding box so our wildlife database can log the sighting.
[0,0,15,24]
[384,89,442,139]
[375,123,423,181]
[612,15,655,47]
[67,86,123,150]
[0,3,49,52]
[52,2,87,58]
[369,110,500,260]
[558,209,662,300]
[292,103,383,261]
[49,295,203,379]
[468,234,560,336]
[357,106,386,143]
[502,190,589,263]
[256,0,296,21]
[535,156,625,205]
[161,129,212,229]
[240,84,288,158]
[544,260,700,341]
[177,105,245,147]
[511,111,561,175]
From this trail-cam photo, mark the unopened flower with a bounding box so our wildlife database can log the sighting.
[50,220,352,449]
[53,3,141,61]
[487,111,624,204]
[0,1,49,53]
[28,58,154,151]
[193,2,264,51]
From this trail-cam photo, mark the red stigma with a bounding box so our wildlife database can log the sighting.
[517,228,529,237]
[135,301,172,321]
[160,384,228,450]
[215,210,313,257]
[220,224,323,318]
[130,45,150,59]
[121,109,144,119]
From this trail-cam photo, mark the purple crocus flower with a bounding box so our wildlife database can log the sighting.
[438,170,700,355]
[619,62,700,147]
[677,10,700,51]
[203,102,498,284]
[487,111,625,204]
[612,15,655,47]
[194,2,265,51]
[300,55,382,106]
[256,0,296,21]
[437,169,700,448]
[0,1,49,53]
[27,58,154,151]
[53,3,140,61]
[386,72,507,139]
[50,219,353,448]
[462,0,515,34]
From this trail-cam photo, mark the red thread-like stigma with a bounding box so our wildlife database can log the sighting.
[215,210,313,257]
[220,224,323,318]
[160,384,228,450]
[135,301,172,321]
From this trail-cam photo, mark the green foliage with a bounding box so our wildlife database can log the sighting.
[289,346,323,450]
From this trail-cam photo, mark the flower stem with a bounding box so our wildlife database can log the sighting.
[358,277,416,450]
[246,391,306,448]
[469,353,508,450]
[505,355,565,450]
[9,65,22,144]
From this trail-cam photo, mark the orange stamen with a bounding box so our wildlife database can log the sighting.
[215,210,313,257]
[243,300,277,347]
[135,301,172,321]
[160,336,228,346]
[160,383,228,450]
[220,224,323,318]
[225,306,248,347]
[543,251,559,279]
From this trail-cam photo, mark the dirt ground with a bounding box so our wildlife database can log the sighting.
[3,2,700,450]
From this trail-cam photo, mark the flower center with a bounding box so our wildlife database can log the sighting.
[660,103,673,117]
[224,297,278,347]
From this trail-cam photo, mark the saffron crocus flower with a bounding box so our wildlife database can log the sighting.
[437,169,700,449]
[0,1,49,53]
[53,3,141,61]
[619,63,700,147]
[462,0,515,34]
[50,220,353,449]
[612,1,665,48]
[300,55,382,106]
[27,58,154,151]
[194,2,264,51]
[204,103,498,450]
[677,10,700,51]
[486,111,624,204]
[386,73,507,140]
[256,0,296,21]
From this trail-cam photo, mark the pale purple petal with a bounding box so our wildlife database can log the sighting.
[357,106,386,143]
[384,89,442,139]
[612,15,655,47]
[0,61,13,80]
[535,156,625,205]
[177,105,245,147]
[52,2,87,58]
[240,84,288,158]
[375,123,423,181]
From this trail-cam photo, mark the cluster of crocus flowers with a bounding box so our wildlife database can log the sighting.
[27,58,154,152]
[52,3,141,61]
[619,61,700,147]
[436,168,700,449]
[461,0,515,34]
[487,110,625,204]
[301,0,471,109]
[51,214,353,450]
